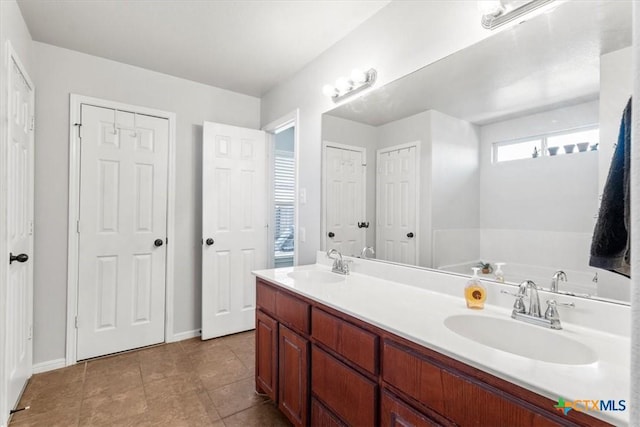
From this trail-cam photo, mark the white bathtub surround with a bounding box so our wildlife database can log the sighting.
[254,252,630,425]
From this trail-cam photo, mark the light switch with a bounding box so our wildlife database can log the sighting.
[299,227,306,243]
[299,188,307,205]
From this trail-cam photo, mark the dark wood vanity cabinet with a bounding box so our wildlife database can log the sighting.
[255,278,612,427]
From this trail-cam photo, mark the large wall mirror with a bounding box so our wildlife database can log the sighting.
[321,0,632,304]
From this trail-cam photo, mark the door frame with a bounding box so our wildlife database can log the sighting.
[263,110,299,267]
[66,94,176,365]
[1,40,35,426]
[321,141,367,252]
[376,141,421,265]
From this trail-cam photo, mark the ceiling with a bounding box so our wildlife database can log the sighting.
[326,0,632,126]
[17,0,391,97]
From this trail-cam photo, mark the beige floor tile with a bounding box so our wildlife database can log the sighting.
[198,356,253,391]
[206,377,268,418]
[221,401,292,427]
[9,330,268,427]
[78,385,147,426]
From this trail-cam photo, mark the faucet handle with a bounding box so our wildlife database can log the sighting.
[501,290,526,313]
[546,299,575,309]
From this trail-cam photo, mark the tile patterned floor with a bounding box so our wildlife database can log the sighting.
[9,331,292,426]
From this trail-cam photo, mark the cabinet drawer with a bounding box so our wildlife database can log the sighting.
[312,308,378,374]
[312,346,377,427]
[276,290,310,334]
[381,391,441,427]
[441,370,563,427]
[257,281,276,314]
[311,398,346,427]
[382,340,445,415]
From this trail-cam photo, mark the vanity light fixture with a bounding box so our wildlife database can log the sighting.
[322,68,377,102]
[479,0,556,30]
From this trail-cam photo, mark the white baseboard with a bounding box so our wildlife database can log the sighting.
[32,358,66,374]
[170,329,201,342]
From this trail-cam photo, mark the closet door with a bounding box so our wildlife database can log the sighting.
[202,122,267,340]
[76,105,169,360]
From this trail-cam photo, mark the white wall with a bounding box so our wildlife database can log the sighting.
[261,1,492,265]
[32,42,260,364]
[479,101,599,232]
[0,1,33,423]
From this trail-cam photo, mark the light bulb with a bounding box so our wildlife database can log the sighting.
[322,84,337,97]
[351,69,367,84]
[335,77,352,92]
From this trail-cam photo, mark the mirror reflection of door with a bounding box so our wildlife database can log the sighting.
[376,143,418,264]
[323,143,366,257]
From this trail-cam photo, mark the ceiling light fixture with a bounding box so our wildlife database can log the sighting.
[322,68,377,102]
[479,0,556,30]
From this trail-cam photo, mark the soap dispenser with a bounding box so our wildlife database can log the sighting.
[494,263,506,283]
[465,267,486,309]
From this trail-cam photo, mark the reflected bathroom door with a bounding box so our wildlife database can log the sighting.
[323,143,366,257]
[376,143,418,264]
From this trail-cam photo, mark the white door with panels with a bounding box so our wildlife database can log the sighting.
[376,143,418,264]
[202,122,267,340]
[323,144,366,257]
[5,51,35,414]
[76,105,169,360]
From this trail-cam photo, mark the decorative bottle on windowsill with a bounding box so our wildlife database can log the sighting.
[465,268,486,310]
[494,263,506,283]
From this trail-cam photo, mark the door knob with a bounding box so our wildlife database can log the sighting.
[407,232,414,238]
[9,253,29,264]
[328,232,335,238]
[205,238,215,246]
[154,239,164,247]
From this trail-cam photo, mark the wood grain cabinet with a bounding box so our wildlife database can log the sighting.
[255,278,612,427]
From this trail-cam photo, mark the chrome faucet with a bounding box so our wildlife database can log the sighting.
[550,270,567,293]
[327,249,351,275]
[360,246,375,259]
[502,280,574,330]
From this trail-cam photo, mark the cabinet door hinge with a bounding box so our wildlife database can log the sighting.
[30,116,35,131]
[76,220,80,234]
[75,316,79,329]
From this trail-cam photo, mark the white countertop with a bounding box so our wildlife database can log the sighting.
[253,258,630,426]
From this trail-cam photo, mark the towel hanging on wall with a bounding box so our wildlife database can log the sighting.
[589,97,631,278]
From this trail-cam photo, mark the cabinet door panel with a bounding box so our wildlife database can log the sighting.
[279,325,309,426]
[312,345,377,427]
[256,310,278,401]
[312,308,378,374]
[381,391,441,427]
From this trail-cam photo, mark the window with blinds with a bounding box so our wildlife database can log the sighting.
[274,150,294,266]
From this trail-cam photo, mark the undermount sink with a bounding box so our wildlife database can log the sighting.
[287,270,345,284]
[444,315,598,365]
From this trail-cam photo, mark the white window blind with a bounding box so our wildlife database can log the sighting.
[274,150,294,261]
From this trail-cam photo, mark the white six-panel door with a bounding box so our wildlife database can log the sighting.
[76,105,169,360]
[5,51,34,414]
[323,144,366,257]
[376,143,418,264]
[202,122,267,340]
